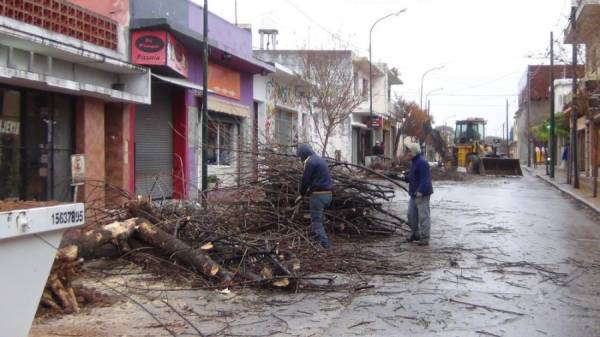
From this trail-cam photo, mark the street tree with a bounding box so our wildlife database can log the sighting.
[299,50,365,157]
[392,98,431,141]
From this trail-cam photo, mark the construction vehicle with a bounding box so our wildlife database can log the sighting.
[453,118,522,176]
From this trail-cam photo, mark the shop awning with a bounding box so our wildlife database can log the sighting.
[352,122,369,130]
[152,73,250,118]
[152,73,215,93]
[207,96,250,118]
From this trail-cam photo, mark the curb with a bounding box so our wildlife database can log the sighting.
[523,166,600,215]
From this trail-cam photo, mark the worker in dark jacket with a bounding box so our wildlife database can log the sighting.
[297,144,333,249]
[402,143,433,245]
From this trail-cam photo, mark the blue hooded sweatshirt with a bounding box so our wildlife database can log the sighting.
[297,144,333,196]
[407,153,433,197]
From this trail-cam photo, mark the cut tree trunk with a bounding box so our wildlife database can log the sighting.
[61,218,139,260]
[135,218,234,283]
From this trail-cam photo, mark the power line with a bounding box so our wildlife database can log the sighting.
[444,70,524,95]
[282,0,366,52]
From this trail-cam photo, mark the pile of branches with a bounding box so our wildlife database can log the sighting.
[42,152,409,313]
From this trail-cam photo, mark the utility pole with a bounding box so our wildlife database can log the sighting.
[506,99,509,158]
[234,0,238,26]
[571,6,579,188]
[527,67,531,168]
[427,99,431,116]
[202,0,209,192]
[550,31,556,178]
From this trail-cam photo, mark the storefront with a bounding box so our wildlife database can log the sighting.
[134,82,178,198]
[351,118,370,165]
[0,87,74,201]
[0,0,151,209]
[130,0,274,196]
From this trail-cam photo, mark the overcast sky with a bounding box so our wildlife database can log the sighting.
[202,0,573,137]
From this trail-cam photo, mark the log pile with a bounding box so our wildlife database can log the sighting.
[41,152,409,313]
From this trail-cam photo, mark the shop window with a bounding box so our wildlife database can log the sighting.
[0,87,74,201]
[208,120,234,166]
[0,89,22,199]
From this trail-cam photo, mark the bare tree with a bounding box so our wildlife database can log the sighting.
[299,50,365,157]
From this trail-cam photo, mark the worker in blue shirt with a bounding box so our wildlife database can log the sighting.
[296,144,333,249]
[402,143,433,246]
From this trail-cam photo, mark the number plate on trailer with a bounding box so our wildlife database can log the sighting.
[0,203,85,241]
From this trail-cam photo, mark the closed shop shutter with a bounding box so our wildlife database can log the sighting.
[135,84,173,199]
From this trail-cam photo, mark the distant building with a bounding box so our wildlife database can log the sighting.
[565,1,600,192]
[513,65,583,165]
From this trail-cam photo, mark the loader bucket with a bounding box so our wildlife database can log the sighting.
[480,158,523,176]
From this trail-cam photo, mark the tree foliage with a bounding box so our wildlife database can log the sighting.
[531,112,570,143]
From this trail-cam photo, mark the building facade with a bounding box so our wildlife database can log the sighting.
[565,0,600,195]
[513,65,582,165]
[0,0,151,208]
[129,0,273,197]
[253,62,310,150]
[254,49,393,165]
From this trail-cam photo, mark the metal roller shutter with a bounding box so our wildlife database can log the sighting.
[135,84,173,199]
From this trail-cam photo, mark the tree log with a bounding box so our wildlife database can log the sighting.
[135,218,233,283]
[60,218,139,260]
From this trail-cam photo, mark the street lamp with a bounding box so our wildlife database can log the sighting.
[425,87,443,116]
[420,65,445,109]
[369,8,407,143]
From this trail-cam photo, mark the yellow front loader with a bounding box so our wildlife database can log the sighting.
[452,118,522,176]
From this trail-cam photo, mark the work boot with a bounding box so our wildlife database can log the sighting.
[406,234,419,243]
[417,238,429,246]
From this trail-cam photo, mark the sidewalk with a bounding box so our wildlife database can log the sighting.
[523,165,600,214]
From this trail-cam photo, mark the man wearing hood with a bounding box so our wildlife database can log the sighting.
[403,143,433,246]
[296,144,333,249]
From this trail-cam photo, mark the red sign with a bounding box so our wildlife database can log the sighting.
[367,116,383,129]
[167,33,189,78]
[132,30,189,78]
[132,30,166,65]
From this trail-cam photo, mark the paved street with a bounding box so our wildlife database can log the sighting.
[31,173,600,337]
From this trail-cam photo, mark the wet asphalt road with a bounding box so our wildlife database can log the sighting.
[30,172,600,337]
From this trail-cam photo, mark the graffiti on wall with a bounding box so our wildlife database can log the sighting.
[264,79,305,140]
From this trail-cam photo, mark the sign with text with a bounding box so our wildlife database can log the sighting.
[71,154,85,184]
[132,30,166,65]
[367,116,383,129]
[0,119,19,135]
[132,30,189,78]
[208,62,241,100]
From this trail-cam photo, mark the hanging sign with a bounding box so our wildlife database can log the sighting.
[132,30,189,78]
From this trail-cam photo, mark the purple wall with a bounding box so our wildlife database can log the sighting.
[188,4,252,60]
